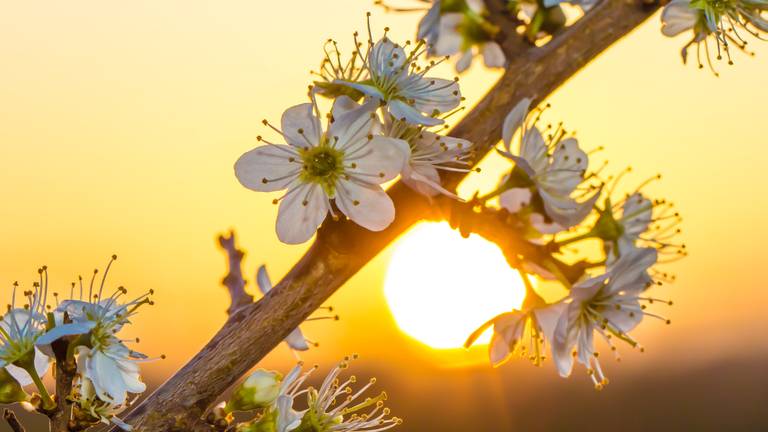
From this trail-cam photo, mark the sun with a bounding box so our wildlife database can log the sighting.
[384,222,526,349]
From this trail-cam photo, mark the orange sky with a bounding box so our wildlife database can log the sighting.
[1,1,768,429]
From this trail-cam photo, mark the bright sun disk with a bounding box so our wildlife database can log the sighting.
[384,222,526,349]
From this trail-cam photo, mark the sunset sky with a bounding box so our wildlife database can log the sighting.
[1,1,767,430]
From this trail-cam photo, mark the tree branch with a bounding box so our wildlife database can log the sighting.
[3,409,25,432]
[218,232,254,316]
[118,1,662,430]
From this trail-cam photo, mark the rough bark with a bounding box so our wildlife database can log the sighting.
[118,1,662,430]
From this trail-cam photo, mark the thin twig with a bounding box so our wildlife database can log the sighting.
[3,409,25,432]
[117,1,662,430]
[218,231,254,316]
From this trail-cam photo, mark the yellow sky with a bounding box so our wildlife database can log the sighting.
[1,0,767,395]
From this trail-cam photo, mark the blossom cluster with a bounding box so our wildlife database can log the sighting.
[662,0,768,73]
[378,0,768,74]
[0,257,154,430]
[235,22,473,244]
[463,99,685,388]
[234,15,686,389]
[208,356,401,432]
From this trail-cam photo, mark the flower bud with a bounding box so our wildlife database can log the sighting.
[0,368,28,404]
[226,369,283,412]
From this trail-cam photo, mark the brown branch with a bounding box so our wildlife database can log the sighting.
[117,1,662,430]
[3,409,25,432]
[218,232,254,316]
[43,321,78,431]
[433,200,593,283]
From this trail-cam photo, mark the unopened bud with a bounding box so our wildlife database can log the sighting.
[226,369,283,412]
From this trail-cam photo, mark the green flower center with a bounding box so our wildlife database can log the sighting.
[299,143,345,196]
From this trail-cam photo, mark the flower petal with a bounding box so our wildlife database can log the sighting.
[256,265,272,295]
[502,98,531,152]
[482,42,506,68]
[456,49,473,73]
[661,0,698,37]
[335,181,395,231]
[388,99,443,126]
[36,321,96,347]
[499,188,532,213]
[328,99,379,151]
[276,182,329,244]
[235,145,301,192]
[434,14,464,56]
[281,103,322,148]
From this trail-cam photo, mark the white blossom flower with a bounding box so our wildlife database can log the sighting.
[661,0,768,72]
[589,178,686,269]
[552,248,671,388]
[497,98,600,231]
[235,98,407,244]
[433,0,505,72]
[465,302,565,367]
[0,272,51,390]
[71,366,133,431]
[286,357,401,432]
[337,31,461,126]
[333,95,473,197]
[35,257,152,405]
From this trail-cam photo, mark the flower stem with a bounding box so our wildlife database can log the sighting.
[26,365,54,410]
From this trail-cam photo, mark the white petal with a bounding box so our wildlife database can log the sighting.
[533,302,566,344]
[539,186,600,229]
[284,328,310,351]
[275,182,329,244]
[499,188,532,213]
[552,305,579,377]
[601,299,643,333]
[434,14,464,56]
[520,126,549,174]
[406,77,461,115]
[5,365,32,387]
[418,2,441,43]
[331,95,360,119]
[402,164,442,197]
[620,193,652,239]
[502,98,531,152]
[388,99,442,126]
[482,42,506,68]
[661,0,698,37]
[538,137,588,196]
[335,181,395,231]
[347,136,409,183]
[370,38,408,80]
[281,103,322,148]
[328,99,378,151]
[607,247,657,294]
[455,49,474,73]
[489,332,511,366]
[256,265,272,295]
[234,145,301,192]
[88,351,129,404]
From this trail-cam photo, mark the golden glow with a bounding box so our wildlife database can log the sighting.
[384,222,525,349]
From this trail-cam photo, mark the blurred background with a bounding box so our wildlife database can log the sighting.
[1,0,767,430]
